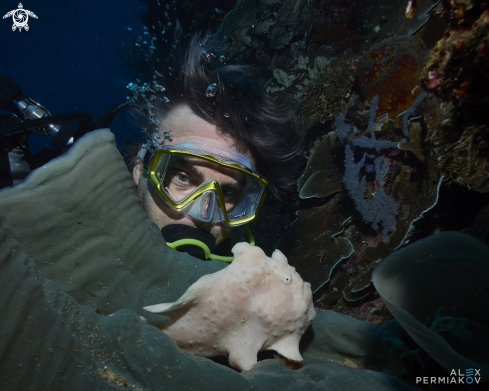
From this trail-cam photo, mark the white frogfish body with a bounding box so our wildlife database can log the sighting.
[144,242,316,371]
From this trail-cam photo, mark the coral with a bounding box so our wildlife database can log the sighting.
[276,194,354,292]
[265,55,332,98]
[335,112,352,142]
[341,298,391,325]
[398,122,426,162]
[335,97,400,242]
[298,55,353,126]
[342,277,374,302]
[347,97,403,150]
[357,37,427,120]
[297,136,343,199]
[325,94,442,276]
[342,145,399,243]
[334,91,448,249]
[421,3,489,103]
[421,1,489,191]
[440,124,489,191]
[143,243,316,371]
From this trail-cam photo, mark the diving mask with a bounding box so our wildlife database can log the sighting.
[142,140,269,227]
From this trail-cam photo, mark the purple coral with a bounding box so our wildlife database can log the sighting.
[335,96,403,149]
[335,112,351,142]
[335,95,403,242]
[343,145,399,243]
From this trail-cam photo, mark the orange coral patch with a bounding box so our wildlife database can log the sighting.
[358,37,427,121]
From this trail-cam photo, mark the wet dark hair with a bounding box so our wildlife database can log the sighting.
[124,28,306,198]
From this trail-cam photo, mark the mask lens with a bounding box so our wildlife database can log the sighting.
[197,190,215,220]
[226,178,264,222]
[162,155,204,203]
[152,151,266,224]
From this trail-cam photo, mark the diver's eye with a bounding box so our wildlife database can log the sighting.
[222,188,241,205]
[175,173,190,183]
[222,188,237,197]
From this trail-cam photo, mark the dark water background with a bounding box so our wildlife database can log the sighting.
[0,0,146,151]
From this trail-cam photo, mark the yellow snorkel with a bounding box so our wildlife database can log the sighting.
[165,225,255,263]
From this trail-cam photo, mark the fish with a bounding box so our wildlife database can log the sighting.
[143,242,316,371]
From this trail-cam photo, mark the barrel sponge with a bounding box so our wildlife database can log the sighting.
[372,231,489,378]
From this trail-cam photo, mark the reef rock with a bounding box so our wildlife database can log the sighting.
[144,242,316,371]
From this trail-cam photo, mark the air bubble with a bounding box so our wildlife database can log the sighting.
[205,83,217,97]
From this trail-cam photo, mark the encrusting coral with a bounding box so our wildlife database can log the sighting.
[357,36,427,120]
[421,0,489,191]
[297,136,343,199]
[143,242,316,371]
[299,55,353,127]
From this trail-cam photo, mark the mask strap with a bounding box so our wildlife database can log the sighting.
[141,147,153,169]
[166,225,255,263]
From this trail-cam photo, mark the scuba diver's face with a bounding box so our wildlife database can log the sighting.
[132,105,256,248]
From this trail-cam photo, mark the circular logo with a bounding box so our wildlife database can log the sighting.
[13,9,28,28]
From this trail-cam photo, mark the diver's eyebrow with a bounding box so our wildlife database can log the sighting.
[220,180,245,194]
[172,156,205,181]
[172,155,246,190]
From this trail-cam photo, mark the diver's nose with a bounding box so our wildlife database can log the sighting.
[198,191,215,220]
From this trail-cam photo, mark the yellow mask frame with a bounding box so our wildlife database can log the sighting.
[146,146,269,227]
